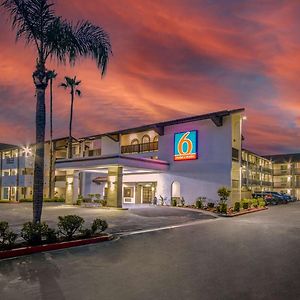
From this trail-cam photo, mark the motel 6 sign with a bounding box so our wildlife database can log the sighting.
[174,130,198,161]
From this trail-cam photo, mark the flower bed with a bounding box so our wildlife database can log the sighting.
[0,215,110,260]
[220,206,268,217]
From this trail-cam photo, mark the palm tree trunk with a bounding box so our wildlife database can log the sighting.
[68,89,74,159]
[32,64,47,223]
[49,78,54,199]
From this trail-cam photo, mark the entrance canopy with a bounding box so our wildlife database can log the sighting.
[55,154,169,173]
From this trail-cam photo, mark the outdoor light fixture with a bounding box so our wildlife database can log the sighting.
[242,116,247,121]
[22,146,32,156]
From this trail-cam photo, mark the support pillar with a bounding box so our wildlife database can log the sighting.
[107,166,123,208]
[65,170,79,205]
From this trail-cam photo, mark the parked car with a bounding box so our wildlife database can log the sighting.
[252,192,287,205]
[279,193,296,202]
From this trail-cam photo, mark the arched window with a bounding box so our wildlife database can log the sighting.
[142,134,150,144]
[153,135,159,142]
[131,139,139,145]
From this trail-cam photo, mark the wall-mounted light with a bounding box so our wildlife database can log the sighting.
[22,146,32,156]
[242,116,247,121]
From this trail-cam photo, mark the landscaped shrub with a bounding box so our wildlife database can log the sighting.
[180,197,185,206]
[171,198,177,206]
[217,186,231,203]
[21,222,49,245]
[195,198,203,209]
[58,215,84,240]
[241,199,249,210]
[258,198,266,207]
[80,228,93,238]
[251,199,258,208]
[45,228,59,244]
[234,202,240,212]
[19,198,65,203]
[91,219,108,234]
[207,202,215,208]
[0,221,18,250]
[100,199,107,207]
[218,203,227,214]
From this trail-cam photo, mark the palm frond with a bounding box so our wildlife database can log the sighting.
[74,20,112,76]
[59,82,67,89]
[75,89,81,97]
[2,0,56,54]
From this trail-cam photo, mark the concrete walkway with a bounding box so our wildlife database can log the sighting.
[0,203,215,234]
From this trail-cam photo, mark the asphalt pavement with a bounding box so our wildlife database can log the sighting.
[0,202,300,300]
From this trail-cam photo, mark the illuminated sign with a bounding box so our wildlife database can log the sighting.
[174,130,198,161]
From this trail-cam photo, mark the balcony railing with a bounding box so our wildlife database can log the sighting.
[242,178,272,187]
[121,142,158,154]
[273,182,291,188]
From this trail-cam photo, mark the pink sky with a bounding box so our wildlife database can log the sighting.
[0,0,300,155]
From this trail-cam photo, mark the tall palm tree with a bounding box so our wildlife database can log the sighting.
[1,0,112,223]
[47,70,57,199]
[60,76,81,159]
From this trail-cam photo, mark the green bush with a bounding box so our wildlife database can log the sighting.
[217,186,231,203]
[241,199,249,210]
[251,199,258,208]
[58,215,84,240]
[45,228,59,244]
[218,203,227,214]
[180,197,185,206]
[91,219,108,234]
[80,228,93,238]
[258,198,266,207]
[171,198,177,206]
[21,222,49,245]
[195,198,203,209]
[0,221,18,250]
[19,198,65,203]
[100,199,107,207]
[19,198,33,203]
[234,202,240,212]
[207,202,215,208]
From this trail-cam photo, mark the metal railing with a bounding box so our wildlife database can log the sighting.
[121,142,158,154]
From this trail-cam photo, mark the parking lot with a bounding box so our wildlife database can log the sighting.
[0,203,215,234]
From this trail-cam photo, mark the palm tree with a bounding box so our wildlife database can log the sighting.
[2,0,112,223]
[60,76,81,159]
[47,70,57,199]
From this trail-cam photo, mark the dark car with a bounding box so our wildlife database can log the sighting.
[279,193,295,202]
[252,192,286,205]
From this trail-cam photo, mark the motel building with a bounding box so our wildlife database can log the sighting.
[7,108,299,207]
[53,109,243,207]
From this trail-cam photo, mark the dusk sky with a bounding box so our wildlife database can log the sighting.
[0,0,300,155]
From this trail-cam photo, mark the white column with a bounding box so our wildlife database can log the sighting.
[65,170,79,205]
[107,166,123,207]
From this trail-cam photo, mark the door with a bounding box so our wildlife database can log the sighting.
[142,186,152,203]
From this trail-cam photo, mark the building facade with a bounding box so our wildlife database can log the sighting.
[0,108,298,207]
[264,153,300,200]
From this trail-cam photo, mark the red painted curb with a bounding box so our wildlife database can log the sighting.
[0,234,113,260]
[220,207,268,217]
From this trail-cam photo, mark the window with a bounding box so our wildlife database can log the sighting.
[142,135,150,144]
[153,135,158,142]
[123,187,134,198]
[131,139,139,145]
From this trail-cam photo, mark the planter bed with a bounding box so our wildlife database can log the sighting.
[220,207,268,217]
[0,234,113,260]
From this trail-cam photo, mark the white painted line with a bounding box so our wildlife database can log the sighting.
[116,218,221,237]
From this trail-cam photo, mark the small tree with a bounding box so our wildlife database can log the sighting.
[217,187,231,204]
